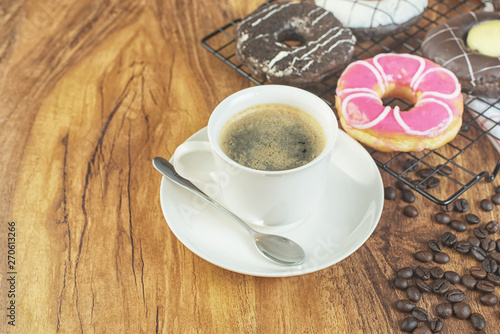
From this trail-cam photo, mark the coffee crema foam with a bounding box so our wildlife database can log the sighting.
[219,104,326,171]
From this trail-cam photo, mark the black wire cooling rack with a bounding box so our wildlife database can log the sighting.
[201,0,500,205]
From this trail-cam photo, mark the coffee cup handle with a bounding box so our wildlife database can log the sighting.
[171,141,218,184]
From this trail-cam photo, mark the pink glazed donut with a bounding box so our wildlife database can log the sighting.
[335,53,464,152]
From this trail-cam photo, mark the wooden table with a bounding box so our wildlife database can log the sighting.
[1,0,499,333]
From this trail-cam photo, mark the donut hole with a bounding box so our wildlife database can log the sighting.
[382,86,416,112]
[276,29,306,47]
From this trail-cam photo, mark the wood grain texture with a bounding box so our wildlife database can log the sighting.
[1,0,499,333]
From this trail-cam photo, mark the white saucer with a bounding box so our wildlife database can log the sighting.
[159,127,384,277]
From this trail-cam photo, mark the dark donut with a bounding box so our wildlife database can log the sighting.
[235,1,356,86]
[422,11,500,98]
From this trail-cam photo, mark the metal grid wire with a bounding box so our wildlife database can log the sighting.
[201,0,500,205]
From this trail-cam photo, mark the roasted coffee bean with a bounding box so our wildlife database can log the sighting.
[435,302,453,319]
[476,280,495,293]
[479,293,498,306]
[426,177,440,189]
[395,180,411,191]
[415,278,432,293]
[449,220,467,232]
[415,266,430,280]
[470,246,487,261]
[473,226,489,239]
[412,307,429,322]
[486,272,500,286]
[384,186,397,200]
[433,252,450,264]
[427,318,444,333]
[435,212,451,224]
[437,164,453,175]
[430,266,444,279]
[432,279,450,295]
[440,203,454,212]
[468,236,480,247]
[394,277,410,290]
[402,159,419,172]
[411,179,425,189]
[480,199,493,212]
[486,220,499,234]
[413,326,431,334]
[443,271,460,284]
[497,239,500,252]
[454,198,469,212]
[415,251,433,263]
[400,316,419,332]
[465,213,480,225]
[397,267,414,279]
[492,193,500,205]
[496,185,500,193]
[469,313,486,331]
[427,240,442,253]
[480,238,496,253]
[441,232,457,247]
[482,258,498,273]
[453,302,471,320]
[401,189,416,203]
[490,251,500,262]
[418,168,433,178]
[407,286,421,302]
[470,267,487,279]
[396,299,416,313]
[444,289,466,303]
[461,274,477,290]
[403,205,418,217]
[453,240,471,254]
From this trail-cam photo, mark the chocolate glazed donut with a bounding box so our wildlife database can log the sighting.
[422,11,500,98]
[235,1,356,86]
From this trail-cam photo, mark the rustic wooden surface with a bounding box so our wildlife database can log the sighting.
[1,0,499,333]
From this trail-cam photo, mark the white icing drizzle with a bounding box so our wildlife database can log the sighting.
[250,2,296,27]
[344,60,386,95]
[342,92,392,129]
[393,98,453,136]
[413,67,461,99]
[311,10,329,25]
[443,22,476,86]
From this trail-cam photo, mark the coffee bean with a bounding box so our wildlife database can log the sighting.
[397,267,414,279]
[468,236,480,247]
[433,252,450,264]
[413,327,431,334]
[441,232,457,247]
[384,186,397,200]
[407,285,421,302]
[396,180,411,191]
[486,272,500,286]
[444,289,465,303]
[403,205,418,217]
[473,226,489,239]
[454,198,469,212]
[453,302,471,320]
[476,280,495,293]
[412,307,429,322]
[443,271,460,284]
[415,251,433,263]
[396,299,416,313]
[401,316,419,332]
[482,258,498,273]
[415,278,432,293]
[480,199,493,212]
[492,193,500,205]
[470,246,487,261]
[430,266,444,279]
[415,266,430,280]
[437,164,453,175]
[434,212,451,224]
[480,238,496,253]
[432,279,450,295]
[496,185,500,193]
[427,318,444,333]
[418,168,433,178]
[440,203,454,212]
[465,213,480,225]
[449,220,467,232]
[497,239,500,252]
[470,267,487,279]
[486,220,499,234]
[490,252,500,262]
[402,158,419,172]
[394,277,409,290]
[435,302,453,319]
[411,179,425,189]
[426,177,440,189]
[479,293,498,306]
[427,240,442,253]
[402,189,416,203]
[453,240,471,254]
[461,274,477,290]
[469,313,486,331]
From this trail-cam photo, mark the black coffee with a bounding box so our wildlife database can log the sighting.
[219,104,325,171]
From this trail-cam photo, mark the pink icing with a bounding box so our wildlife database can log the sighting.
[337,53,462,136]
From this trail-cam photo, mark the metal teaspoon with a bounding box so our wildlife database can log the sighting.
[152,157,305,266]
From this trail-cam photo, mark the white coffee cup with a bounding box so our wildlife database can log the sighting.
[172,85,338,227]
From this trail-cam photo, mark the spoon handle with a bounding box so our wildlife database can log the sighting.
[152,157,254,235]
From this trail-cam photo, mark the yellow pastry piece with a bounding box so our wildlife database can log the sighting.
[467,20,500,57]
